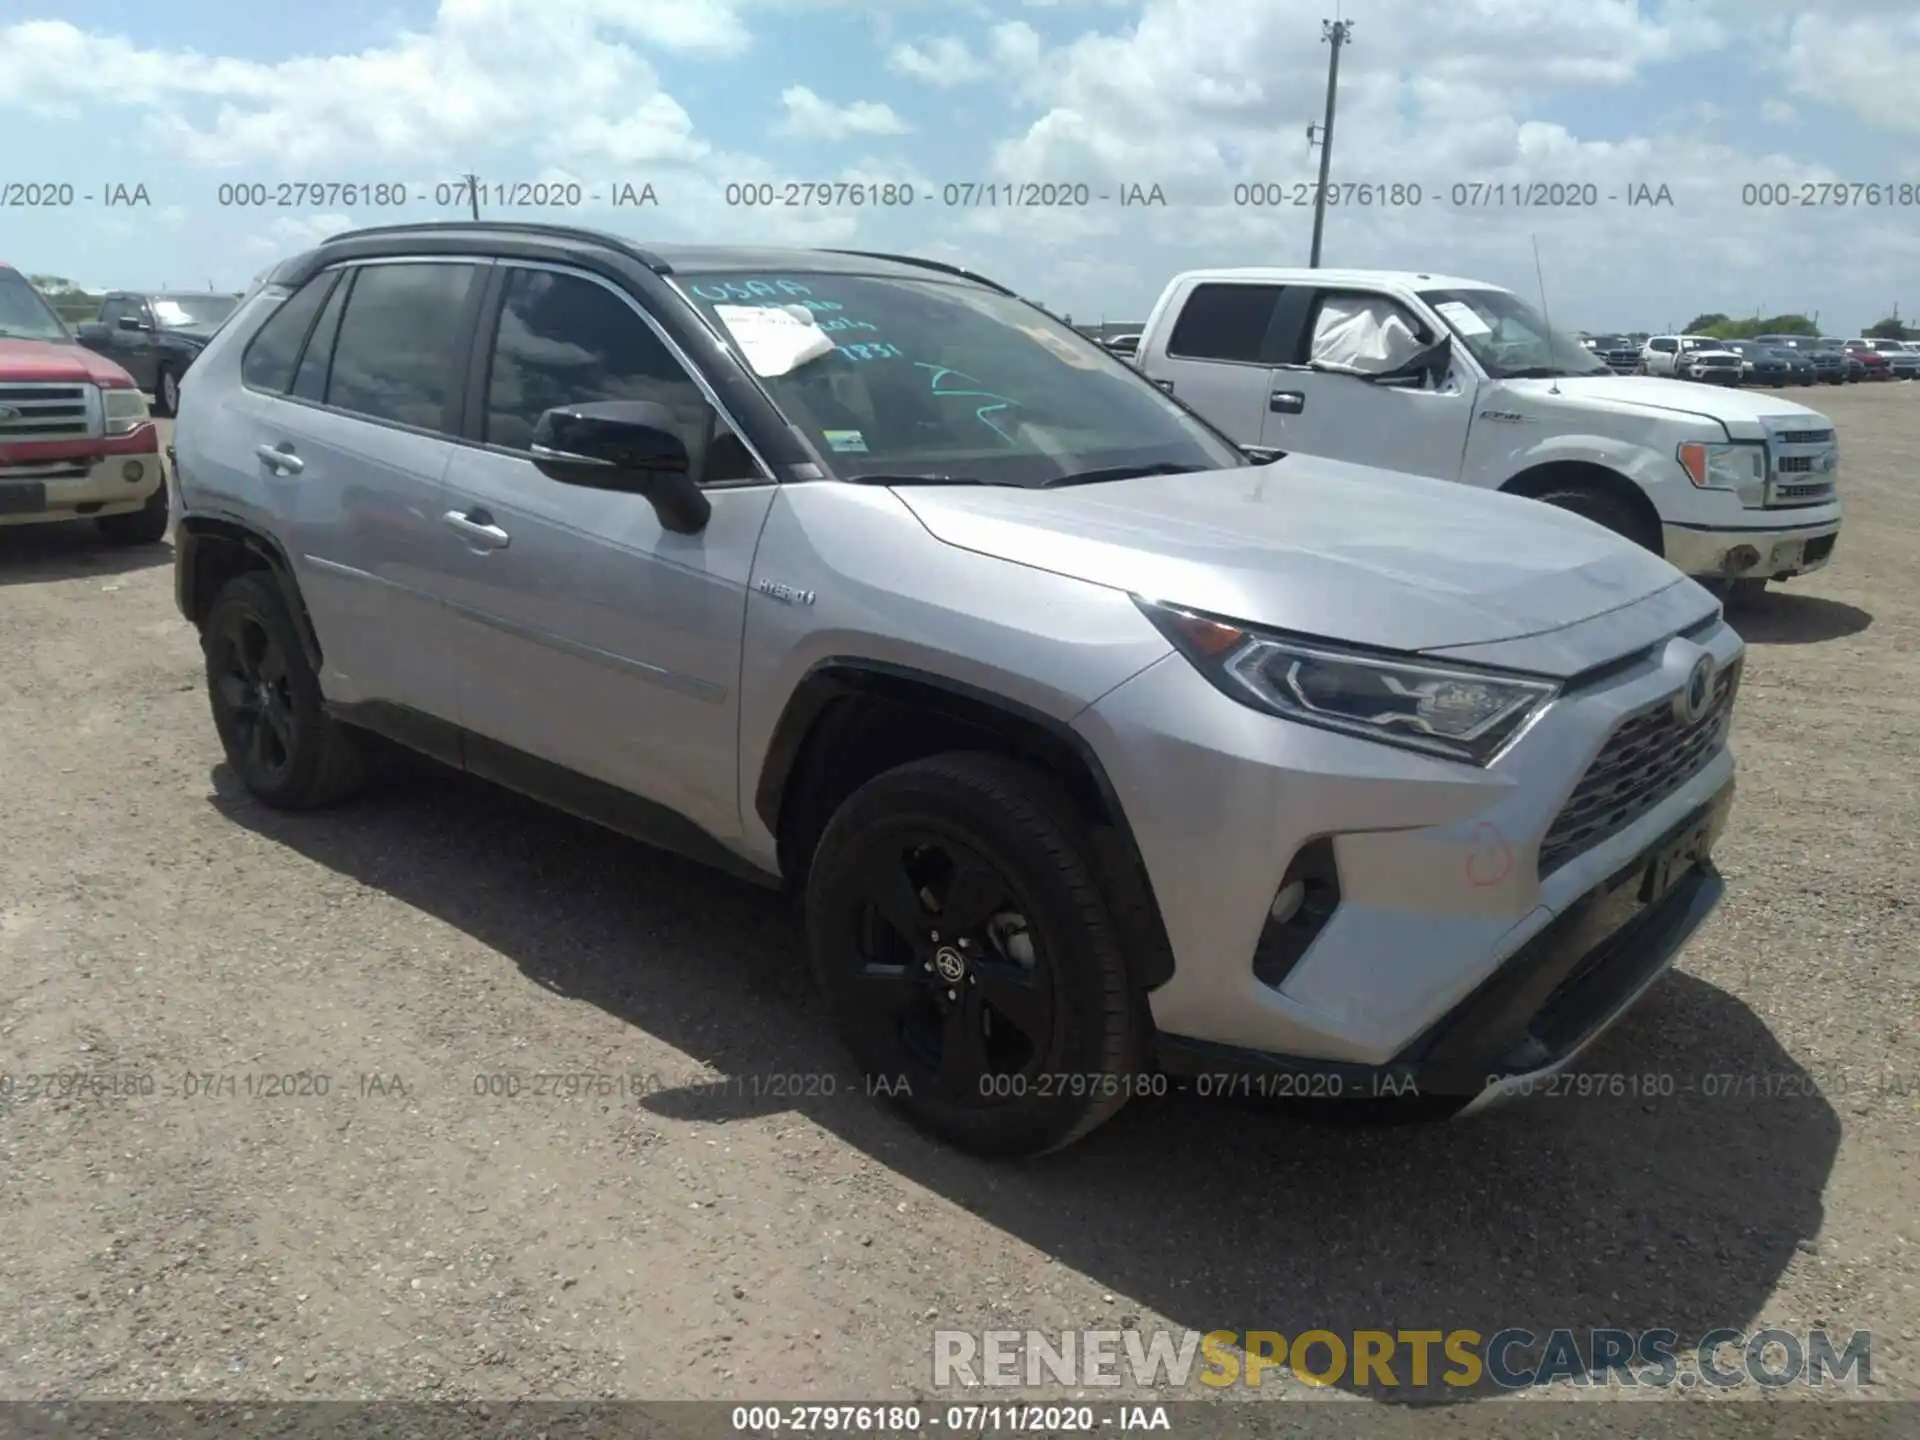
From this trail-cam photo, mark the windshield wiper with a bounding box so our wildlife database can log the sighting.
[1039,462,1211,488]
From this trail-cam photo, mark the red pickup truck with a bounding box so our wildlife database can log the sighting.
[0,262,168,544]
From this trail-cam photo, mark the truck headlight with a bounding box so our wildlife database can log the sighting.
[102,386,151,437]
[1677,440,1763,490]
[1135,600,1560,767]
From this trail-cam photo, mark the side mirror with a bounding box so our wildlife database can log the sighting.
[117,315,149,332]
[529,401,711,535]
[1364,334,1454,389]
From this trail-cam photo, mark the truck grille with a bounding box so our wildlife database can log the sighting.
[0,383,94,440]
[1777,429,1833,445]
[1777,455,1814,473]
[1538,659,1742,878]
[1773,480,1835,504]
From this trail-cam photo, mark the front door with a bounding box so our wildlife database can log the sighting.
[438,264,775,843]
[1260,288,1475,482]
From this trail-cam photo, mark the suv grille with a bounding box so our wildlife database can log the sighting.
[0,383,93,440]
[1538,659,1742,878]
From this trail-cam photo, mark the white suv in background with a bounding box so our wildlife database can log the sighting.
[1642,336,1743,386]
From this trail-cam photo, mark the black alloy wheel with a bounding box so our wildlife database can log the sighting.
[841,829,1054,1099]
[806,753,1140,1156]
[209,606,299,787]
[201,573,371,808]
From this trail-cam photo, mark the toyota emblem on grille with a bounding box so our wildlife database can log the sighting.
[1675,655,1715,724]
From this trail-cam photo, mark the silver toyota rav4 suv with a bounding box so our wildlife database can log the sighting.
[172,222,1742,1156]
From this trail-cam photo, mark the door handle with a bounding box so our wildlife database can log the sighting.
[442,509,511,550]
[1269,391,1305,414]
[255,443,304,474]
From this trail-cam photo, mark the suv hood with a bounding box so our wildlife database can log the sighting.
[1497,374,1825,430]
[893,454,1689,659]
[0,336,136,386]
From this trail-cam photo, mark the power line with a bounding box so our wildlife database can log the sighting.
[1306,18,1353,269]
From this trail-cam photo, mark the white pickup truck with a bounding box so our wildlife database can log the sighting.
[1135,268,1842,598]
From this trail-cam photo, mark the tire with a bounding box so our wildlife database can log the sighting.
[96,473,169,545]
[155,364,179,418]
[201,572,371,810]
[805,752,1142,1157]
[1529,485,1658,553]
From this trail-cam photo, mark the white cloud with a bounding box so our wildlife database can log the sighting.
[775,85,911,140]
[1760,99,1797,126]
[0,1,748,170]
[886,35,990,86]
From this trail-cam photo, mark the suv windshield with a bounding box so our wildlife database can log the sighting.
[1417,288,1608,379]
[150,294,238,329]
[676,271,1244,486]
[0,269,74,343]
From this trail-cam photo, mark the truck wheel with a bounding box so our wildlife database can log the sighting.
[1531,486,1658,553]
[96,475,169,545]
[155,365,180,418]
[805,752,1142,1157]
[202,572,371,810]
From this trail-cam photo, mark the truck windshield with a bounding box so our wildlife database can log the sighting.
[151,294,238,329]
[675,271,1245,487]
[1418,287,1609,379]
[0,269,74,343]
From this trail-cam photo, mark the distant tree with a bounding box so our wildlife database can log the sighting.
[1684,312,1731,334]
[1864,314,1906,339]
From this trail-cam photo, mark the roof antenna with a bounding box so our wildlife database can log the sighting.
[1530,233,1560,395]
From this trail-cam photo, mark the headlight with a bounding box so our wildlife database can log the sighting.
[101,386,151,437]
[1135,600,1561,766]
[1677,440,1763,490]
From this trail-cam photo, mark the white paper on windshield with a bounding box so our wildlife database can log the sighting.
[1433,301,1493,337]
[713,303,836,376]
[1310,296,1428,373]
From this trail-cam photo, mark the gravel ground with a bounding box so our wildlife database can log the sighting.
[0,387,1914,1416]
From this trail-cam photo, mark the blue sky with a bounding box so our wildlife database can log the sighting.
[1,0,1913,333]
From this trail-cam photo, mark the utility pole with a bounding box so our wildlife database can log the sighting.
[463,172,482,220]
[1306,18,1353,268]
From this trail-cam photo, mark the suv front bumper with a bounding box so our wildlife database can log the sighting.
[0,450,165,527]
[1075,614,1744,1109]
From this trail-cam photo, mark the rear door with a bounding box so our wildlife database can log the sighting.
[234,258,485,725]
[100,296,157,388]
[437,263,777,841]
[1138,281,1299,445]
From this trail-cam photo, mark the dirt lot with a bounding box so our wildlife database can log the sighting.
[0,386,1915,1414]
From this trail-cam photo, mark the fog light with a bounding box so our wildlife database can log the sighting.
[122,460,144,483]
[1251,840,1341,990]
[1723,544,1760,575]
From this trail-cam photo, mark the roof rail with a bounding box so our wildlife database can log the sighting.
[318,220,671,272]
[817,249,1017,297]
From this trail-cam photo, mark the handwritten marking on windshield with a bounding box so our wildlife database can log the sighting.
[915,363,1021,442]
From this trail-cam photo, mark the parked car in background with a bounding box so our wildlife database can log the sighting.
[1754,335,1846,385]
[1717,339,1792,387]
[1852,338,1920,379]
[74,290,241,417]
[1827,339,1877,381]
[0,262,167,544]
[171,224,1748,1154]
[1580,334,1641,374]
[1642,335,1743,385]
[1134,267,1841,602]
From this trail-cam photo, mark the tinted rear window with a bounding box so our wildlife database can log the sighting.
[241,274,338,394]
[1166,283,1285,363]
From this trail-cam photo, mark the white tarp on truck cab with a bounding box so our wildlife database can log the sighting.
[1310,295,1427,375]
